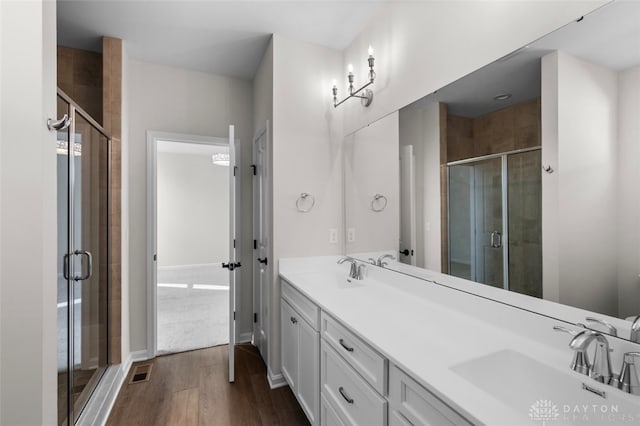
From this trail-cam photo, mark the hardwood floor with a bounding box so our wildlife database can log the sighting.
[107,344,310,426]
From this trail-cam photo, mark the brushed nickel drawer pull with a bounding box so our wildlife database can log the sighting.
[338,386,354,404]
[339,338,354,352]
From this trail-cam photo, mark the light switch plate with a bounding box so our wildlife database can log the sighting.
[329,228,338,243]
[347,228,356,242]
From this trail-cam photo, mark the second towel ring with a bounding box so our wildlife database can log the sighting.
[296,193,315,213]
[371,194,387,212]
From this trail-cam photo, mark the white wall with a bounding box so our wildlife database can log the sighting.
[399,103,442,270]
[345,112,399,254]
[271,34,343,374]
[341,1,607,136]
[617,66,640,319]
[0,0,57,423]
[126,60,254,352]
[157,151,229,267]
[542,50,618,316]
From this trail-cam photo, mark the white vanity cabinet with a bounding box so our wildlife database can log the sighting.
[388,365,472,426]
[281,280,320,425]
[280,275,473,426]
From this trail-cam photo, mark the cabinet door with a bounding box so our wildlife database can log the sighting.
[298,318,319,424]
[281,300,298,392]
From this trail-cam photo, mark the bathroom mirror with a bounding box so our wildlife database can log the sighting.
[345,1,640,341]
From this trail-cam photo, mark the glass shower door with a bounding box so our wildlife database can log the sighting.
[57,92,110,425]
[448,157,504,288]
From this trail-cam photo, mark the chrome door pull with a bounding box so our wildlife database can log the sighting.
[490,231,502,248]
[339,338,354,352]
[338,386,354,404]
[63,253,71,280]
[73,250,92,281]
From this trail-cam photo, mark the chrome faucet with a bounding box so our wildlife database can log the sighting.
[337,257,364,280]
[569,329,613,384]
[375,254,395,267]
[586,317,618,337]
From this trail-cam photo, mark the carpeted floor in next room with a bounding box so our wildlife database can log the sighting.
[157,263,229,354]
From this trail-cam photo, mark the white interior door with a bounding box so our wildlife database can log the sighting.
[228,125,237,383]
[399,145,416,265]
[252,123,270,363]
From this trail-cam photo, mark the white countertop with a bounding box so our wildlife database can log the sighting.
[279,256,640,426]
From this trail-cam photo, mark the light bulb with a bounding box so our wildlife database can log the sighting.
[347,64,354,74]
[332,79,337,88]
[368,45,374,57]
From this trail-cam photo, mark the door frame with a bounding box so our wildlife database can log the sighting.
[146,130,238,359]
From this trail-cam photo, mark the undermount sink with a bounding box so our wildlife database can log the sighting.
[451,349,640,425]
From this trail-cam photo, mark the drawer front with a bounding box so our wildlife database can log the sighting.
[321,342,387,426]
[321,312,387,394]
[389,365,473,426]
[389,410,414,426]
[321,394,348,426]
[282,279,320,331]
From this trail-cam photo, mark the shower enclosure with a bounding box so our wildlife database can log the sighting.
[56,90,110,425]
[447,148,542,298]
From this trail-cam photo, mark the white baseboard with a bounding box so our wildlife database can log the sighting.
[237,331,253,343]
[267,367,287,389]
[76,350,149,426]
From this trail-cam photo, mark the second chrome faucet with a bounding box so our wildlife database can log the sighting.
[555,325,640,395]
[337,257,365,281]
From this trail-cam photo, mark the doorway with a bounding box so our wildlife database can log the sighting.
[147,131,238,366]
[447,148,542,297]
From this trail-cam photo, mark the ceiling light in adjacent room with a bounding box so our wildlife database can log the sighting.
[212,153,230,166]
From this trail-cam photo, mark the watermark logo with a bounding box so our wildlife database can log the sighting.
[529,400,560,425]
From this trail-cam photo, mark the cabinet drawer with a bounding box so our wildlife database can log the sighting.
[321,312,387,394]
[321,393,347,426]
[282,279,320,331]
[389,364,472,426]
[321,341,387,426]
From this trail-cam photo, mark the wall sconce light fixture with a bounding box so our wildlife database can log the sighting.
[332,45,376,108]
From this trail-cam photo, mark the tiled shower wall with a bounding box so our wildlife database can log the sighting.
[57,46,103,124]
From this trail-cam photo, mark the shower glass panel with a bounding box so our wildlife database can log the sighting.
[508,150,542,297]
[448,158,504,287]
[57,91,110,425]
[448,149,542,296]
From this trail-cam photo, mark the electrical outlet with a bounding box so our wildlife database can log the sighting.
[329,228,338,244]
[347,228,356,242]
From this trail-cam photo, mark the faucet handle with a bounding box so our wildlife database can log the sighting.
[553,325,580,336]
[586,317,618,336]
[614,352,640,395]
[554,326,590,375]
[630,315,640,343]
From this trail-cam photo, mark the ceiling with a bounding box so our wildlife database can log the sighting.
[57,0,387,80]
[408,1,640,117]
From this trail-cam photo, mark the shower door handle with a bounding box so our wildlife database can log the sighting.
[73,250,93,281]
[490,231,502,249]
[63,253,71,280]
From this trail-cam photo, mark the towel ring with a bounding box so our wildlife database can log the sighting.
[371,194,387,212]
[296,193,315,213]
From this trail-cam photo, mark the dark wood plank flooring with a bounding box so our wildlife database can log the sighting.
[107,344,309,426]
